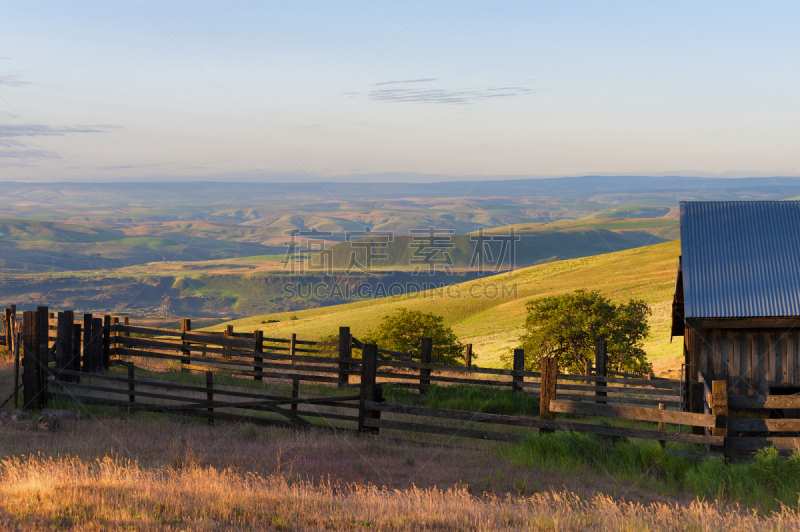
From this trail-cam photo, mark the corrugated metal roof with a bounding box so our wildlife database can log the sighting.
[681,201,800,318]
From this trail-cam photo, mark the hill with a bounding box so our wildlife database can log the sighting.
[0,217,282,273]
[326,217,677,271]
[212,240,683,377]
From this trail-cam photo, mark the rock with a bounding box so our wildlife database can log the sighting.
[10,412,30,422]
[37,414,61,431]
[41,409,81,420]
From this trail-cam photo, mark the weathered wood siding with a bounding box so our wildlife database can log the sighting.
[687,327,800,395]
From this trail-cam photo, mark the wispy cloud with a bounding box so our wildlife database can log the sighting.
[367,79,536,105]
[0,124,117,139]
[0,73,28,87]
[374,78,437,86]
[0,123,119,162]
[99,164,161,170]
[0,146,61,165]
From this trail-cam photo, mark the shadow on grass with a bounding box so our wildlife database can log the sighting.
[383,383,539,416]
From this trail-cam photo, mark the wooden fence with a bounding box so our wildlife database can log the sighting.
[695,371,800,453]
[360,337,682,409]
[6,305,793,456]
[359,347,721,449]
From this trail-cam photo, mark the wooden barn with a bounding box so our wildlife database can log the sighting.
[672,200,800,413]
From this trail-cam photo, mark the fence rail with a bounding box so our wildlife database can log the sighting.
[8,305,799,457]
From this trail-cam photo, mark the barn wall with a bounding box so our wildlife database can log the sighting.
[687,327,800,395]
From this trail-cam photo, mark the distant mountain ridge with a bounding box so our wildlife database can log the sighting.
[4,175,800,205]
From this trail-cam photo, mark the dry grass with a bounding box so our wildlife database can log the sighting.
[1,337,799,529]
[2,453,799,531]
[0,413,798,531]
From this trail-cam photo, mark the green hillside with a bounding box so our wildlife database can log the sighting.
[479,217,679,241]
[211,240,683,377]
[326,218,676,271]
[0,218,281,272]
[0,218,121,242]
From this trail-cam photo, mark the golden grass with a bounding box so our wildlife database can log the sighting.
[2,454,798,531]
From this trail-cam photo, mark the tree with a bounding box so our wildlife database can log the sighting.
[362,308,466,365]
[518,290,652,375]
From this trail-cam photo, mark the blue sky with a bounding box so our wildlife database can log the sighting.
[1,1,799,182]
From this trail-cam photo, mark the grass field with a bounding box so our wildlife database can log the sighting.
[213,240,683,376]
[3,352,800,529]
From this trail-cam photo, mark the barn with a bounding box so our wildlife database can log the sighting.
[672,200,800,416]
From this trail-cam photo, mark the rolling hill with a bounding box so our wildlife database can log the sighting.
[325,217,677,270]
[211,239,684,377]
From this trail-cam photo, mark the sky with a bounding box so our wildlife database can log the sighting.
[1,1,799,183]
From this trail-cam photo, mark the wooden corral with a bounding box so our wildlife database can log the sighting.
[2,304,734,457]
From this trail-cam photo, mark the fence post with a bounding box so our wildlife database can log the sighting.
[539,356,558,434]
[22,311,43,410]
[711,380,728,453]
[595,339,607,404]
[9,305,16,353]
[691,382,705,435]
[206,371,214,425]
[102,315,111,369]
[112,317,119,358]
[291,375,300,411]
[465,344,472,368]
[3,308,10,351]
[658,403,666,448]
[338,326,351,388]
[419,337,432,394]
[513,348,525,393]
[13,323,20,408]
[123,316,129,337]
[181,318,191,370]
[128,363,135,409]
[254,329,263,381]
[290,333,297,364]
[221,325,233,359]
[91,317,103,373]
[36,307,49,401]
[71,324,82,378]
[82,314,92,372]
[55,311,74,381]
[358,343,380,434]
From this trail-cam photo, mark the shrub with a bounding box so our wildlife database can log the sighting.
[361,308,466,365]
[518,289,651,374]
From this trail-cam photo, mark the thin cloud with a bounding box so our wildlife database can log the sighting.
[368,82,536,105]
[0,124,117,138]
[100,164,161,170]
[374,78,438,86]
[0,123,118,161]
[0,73,28,87]
[0,147,61,164]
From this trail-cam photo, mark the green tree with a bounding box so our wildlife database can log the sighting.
[362,308,466,365]
[518,290,652,375]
